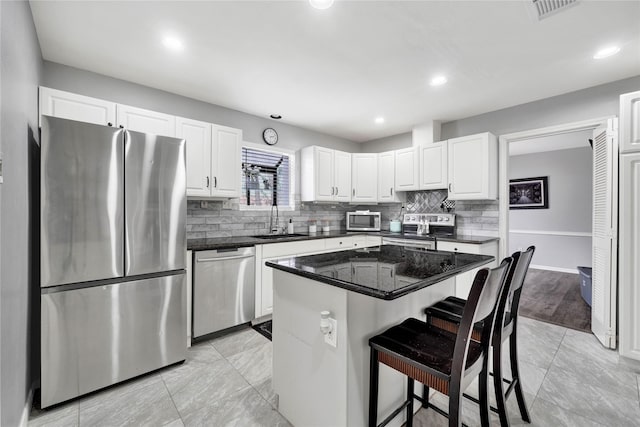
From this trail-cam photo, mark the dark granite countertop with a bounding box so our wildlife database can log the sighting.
[379,232,499,244]
[266,245,494,300]
[187,230,358,250]
[187,230,499,251]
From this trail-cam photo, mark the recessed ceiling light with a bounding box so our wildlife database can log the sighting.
[430,75,448,86]
[375,117,385,124]
[309,0,334,10]
[593,46,621,59]
[270,114,282,120]
[162,35,184,52]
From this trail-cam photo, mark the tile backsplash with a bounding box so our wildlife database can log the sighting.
[186,190,499,240]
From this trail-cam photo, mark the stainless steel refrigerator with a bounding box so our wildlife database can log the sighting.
[40,116,187,408]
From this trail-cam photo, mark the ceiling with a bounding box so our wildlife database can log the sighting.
[509,129,592,156]
[30,1,640,142]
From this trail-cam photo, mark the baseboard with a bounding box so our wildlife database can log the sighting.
[530,264,579,274]
[19,387,35,427]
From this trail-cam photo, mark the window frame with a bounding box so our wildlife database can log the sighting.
[239,141,296,211]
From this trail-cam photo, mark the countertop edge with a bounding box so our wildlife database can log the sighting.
[266,253,495,300]
[188,232,499,251]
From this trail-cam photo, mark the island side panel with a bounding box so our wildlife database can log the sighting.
[272,269,349,427]
[346,278,456,427]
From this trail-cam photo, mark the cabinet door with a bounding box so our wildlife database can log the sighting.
[116,104,176,137]
[39,87,116,127]
[176,117,212,197]
[334,150,352,202]
[448,132,497,200]
[334,264,353,282]
[620,90,640,153]
[261,261,275,316]
[394,146,419,191]
[211,125,242,198]
[378,151,397,202]
[619,153,640,360]
[420,141,448,190]
[352,262,378,286]
[352,153,378,202]
[315,146,335,201]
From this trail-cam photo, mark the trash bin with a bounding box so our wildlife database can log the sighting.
[577,266,592,307]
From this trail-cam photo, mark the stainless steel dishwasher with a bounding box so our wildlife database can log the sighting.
[193,247,255,338]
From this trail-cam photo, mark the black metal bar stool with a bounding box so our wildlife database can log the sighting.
[424,246,535,426]
[368,258,512,427]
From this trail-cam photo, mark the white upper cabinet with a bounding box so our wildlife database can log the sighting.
[116,104,176,137]
[352,153,378,203]
[378,151,402,202]
[394,146,419,191]
[447,132,497,200]
[301,146,352,202]
[620,90,640,153]
[333,150,352,202]
[39,87,116,127]
[210,125,242,198]
[176,117,212,198]
[420,141,448,190]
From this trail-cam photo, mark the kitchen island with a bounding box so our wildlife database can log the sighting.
[266,245,494,427]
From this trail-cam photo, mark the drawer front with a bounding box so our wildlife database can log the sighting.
[262,239,327,258]
[324,237,355,251]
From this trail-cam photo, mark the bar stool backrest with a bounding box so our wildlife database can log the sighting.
[503,246,536,327]
[451,257,512,380]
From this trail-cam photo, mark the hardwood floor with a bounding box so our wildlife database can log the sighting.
[518,268,591,332]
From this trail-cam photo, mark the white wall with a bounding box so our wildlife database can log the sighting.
[0,1,43,425]
[509,146,592,272]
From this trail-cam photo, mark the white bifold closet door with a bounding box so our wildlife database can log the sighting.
[591,118,618,349]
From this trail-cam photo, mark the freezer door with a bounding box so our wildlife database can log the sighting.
[40,273,186,408]
[41,116,124,287]
[125,130,186,275]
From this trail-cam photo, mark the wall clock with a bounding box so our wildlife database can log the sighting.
[263,128,278,145]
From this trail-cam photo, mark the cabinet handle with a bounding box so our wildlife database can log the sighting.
[119,125,124,129]
[352,188,355,197]
[390,187,393,196]
[391,270,394,278]
[336,186,339,195]
[214,177,218,188]
[107,122,113,127]
[206,176,210,188]
[448,183,452,192]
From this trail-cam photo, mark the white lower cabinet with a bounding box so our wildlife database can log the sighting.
[255,235,381,318]
[437,240,499,298]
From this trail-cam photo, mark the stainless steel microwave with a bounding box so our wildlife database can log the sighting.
[346,211,381,231]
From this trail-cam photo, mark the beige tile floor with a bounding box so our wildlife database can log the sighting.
[29,317,640,427]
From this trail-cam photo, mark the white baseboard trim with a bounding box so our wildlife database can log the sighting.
[19,387,34,427]
[530,264,579,274]
[510,229,592,237]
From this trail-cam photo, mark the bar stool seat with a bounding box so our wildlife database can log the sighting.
[370,318,484,379]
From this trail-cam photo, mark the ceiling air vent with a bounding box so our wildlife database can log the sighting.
[532,0,579,20]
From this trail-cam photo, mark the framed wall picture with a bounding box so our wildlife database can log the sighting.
[509,176,549,209]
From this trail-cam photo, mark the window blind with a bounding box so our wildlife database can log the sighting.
[241,147,291,207]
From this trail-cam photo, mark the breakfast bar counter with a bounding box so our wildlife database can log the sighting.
[266,246,494,427]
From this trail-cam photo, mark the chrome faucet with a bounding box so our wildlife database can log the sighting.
[269,204,280,234]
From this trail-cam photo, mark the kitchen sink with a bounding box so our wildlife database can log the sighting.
[252,233,307,240]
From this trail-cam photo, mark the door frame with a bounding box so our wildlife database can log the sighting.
[497,116,615,260]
